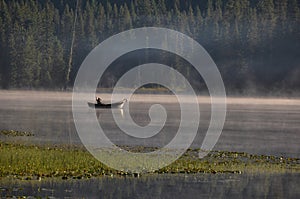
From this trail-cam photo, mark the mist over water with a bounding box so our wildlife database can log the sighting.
[0,90,299,158]
[1,90,299,197]
[1,0,299,197]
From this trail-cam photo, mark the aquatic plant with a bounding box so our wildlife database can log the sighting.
[0,142,299,180]
[0,130,34,137]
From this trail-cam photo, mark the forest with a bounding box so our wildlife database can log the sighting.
[0,0,299,95]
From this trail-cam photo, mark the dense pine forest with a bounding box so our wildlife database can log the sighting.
[0,0,299,94]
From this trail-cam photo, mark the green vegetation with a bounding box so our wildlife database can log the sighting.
[0,130,34,137]
[0,142,299,180]
[0,0,299,94]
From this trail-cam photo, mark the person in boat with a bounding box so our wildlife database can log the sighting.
[96,97,102,104]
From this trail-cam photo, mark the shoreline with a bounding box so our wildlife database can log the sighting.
[0,90,300,105]
[1,87,300,98]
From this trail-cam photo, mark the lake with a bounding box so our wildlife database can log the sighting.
[0,90,299,157]
[0,90,300,198]
[1,174,299,198]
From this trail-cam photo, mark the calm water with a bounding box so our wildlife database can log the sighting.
[0,90,299,158]
[1,91,300,198]
[1,174,300,198]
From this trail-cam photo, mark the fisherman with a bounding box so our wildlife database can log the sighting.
[96,97,102,104]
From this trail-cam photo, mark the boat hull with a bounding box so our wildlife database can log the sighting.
[87,100,126,109]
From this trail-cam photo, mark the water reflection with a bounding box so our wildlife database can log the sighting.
[96,108,124,119]
[1,173,299,198]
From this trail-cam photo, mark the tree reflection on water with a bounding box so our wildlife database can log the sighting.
[1,173,299,198]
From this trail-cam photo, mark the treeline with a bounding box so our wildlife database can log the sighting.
[0,0,299,94]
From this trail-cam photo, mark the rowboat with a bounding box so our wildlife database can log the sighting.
[87,99,127,109]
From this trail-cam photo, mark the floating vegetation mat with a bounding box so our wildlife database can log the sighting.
[0,141,299,180]
[0,130,34,137]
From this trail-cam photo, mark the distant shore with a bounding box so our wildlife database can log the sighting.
[0,90,300,105]
[1,87,300,98]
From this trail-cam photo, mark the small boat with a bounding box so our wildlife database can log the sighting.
[87,99,127,109]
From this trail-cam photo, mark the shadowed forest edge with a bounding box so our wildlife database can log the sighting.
[0,0,299,95]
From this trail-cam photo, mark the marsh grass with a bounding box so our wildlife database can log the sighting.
[0,130,34,137]
[0,142,299,180]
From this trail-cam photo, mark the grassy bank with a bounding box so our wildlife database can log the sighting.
[0,141,299,180]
